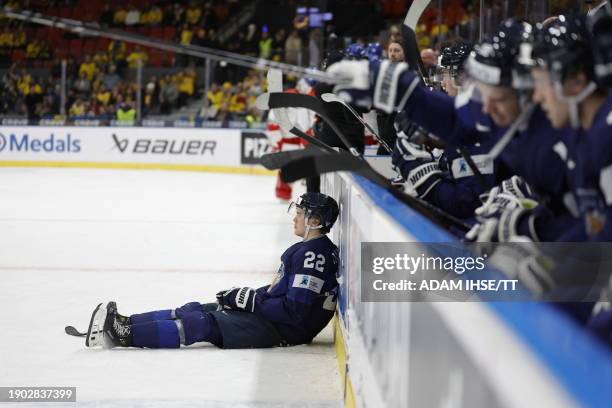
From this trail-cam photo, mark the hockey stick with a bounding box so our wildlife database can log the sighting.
[402,0,431,79]
[260,148,331,170]
[400,0,488,189]
[65,325,93,337]
[320,93,393,154]
[256,90,471,231]
[283,127,471,232]
[280,151,472,232]
[281,152,370,183]
[256,92,363,157]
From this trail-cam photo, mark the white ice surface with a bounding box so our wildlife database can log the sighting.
[0,168,341,407]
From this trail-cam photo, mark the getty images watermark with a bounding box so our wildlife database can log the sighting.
[361,242,612,302]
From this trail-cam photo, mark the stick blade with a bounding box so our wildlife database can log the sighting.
[65,325,85,337]
[280,153,368,183]
[260,149,327,170]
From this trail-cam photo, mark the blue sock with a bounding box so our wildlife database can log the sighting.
[130,309,173,325]
[131,320,181,348]
[130,312,222,348]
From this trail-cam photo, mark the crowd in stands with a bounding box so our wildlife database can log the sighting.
[0,0,578,123]
[0,52,199,121]
[200,70,264,122]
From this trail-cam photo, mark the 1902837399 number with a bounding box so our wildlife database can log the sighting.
[0,387,76,402]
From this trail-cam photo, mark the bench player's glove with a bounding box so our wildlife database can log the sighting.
[216,287,257,312]
[394,138,442,199]
[475,176,538,219]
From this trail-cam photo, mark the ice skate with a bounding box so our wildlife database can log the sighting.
[85,301,132,349]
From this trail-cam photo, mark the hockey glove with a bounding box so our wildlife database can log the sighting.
[327,60,419,113]
[216,287,257,312]
[394,138,442,199]
[487,237,557,297]
[475,176,538,220]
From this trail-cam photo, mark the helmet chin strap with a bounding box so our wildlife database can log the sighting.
[553,80,598,129]
[303,213,323,242]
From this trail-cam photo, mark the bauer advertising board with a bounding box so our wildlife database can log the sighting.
[0,126,271,173]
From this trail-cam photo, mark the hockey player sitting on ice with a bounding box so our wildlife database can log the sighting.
[85,193,340,349]
[327,18,573,242]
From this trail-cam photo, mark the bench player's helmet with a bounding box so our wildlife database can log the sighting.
[363,42,384,62]
[289,193,339,233]
[439,43,472,78]
[530,13,598,127]
[345,43,365,60]
[465,18,533,87]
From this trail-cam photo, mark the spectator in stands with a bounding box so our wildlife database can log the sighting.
[24,83,42,119]
[25,40,41,59]
[160,74,179,114]
[113,6,127,27]
[272,29,287,61]
[96,84,111,107]
[126,46,148,69]
[102,63,121,90]
[229,82,247,119]
[186,2,202,25]
[69,97,86,117]
[244,23,259,56]
[93,51,109,71]
[73,72,91,96]
[285,30,302,66]
[0,28,12,48]
[79,54,97,81]
[207,82,223,109]
[177,70,195,108]
[125,6,141,26]
[308,29,323,68]
[143,5,163,26]
[143,76,159,115]
[116,100,136,123]
[259,28,273,59]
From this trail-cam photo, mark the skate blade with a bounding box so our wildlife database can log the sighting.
[85,303,105,347]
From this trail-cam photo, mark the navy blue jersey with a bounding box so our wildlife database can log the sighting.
[558,96,612,241]
[252,235,339,344]
[395,72,580,239]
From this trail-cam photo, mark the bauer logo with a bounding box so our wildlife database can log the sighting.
[241,132,270,164]
[0,132,81,153]
[111,134,217,156]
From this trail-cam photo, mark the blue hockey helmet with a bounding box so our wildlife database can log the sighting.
[530,14,595,84]
[289,193,339,231]
[363,42,383,62]
[344,43,365,60]
[465,18,533,87]
[530,13,599,128]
